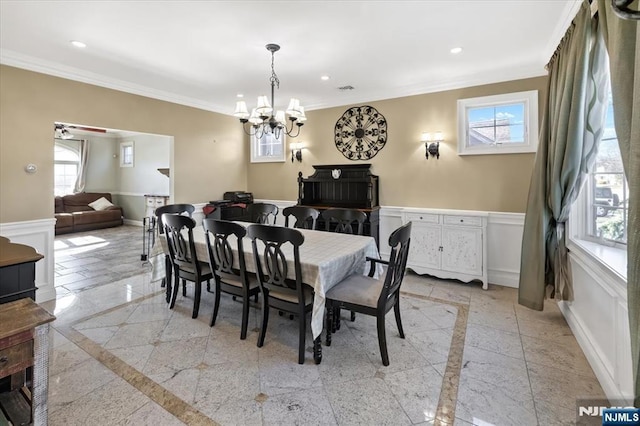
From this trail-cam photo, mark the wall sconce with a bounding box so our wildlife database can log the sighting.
[290,142,303,163]
[421,132,443,159]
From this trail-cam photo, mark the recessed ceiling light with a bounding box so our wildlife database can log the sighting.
[71,40,87,48]
[450,47,463,54]
[237,93,244,98]
[321,75,330,81]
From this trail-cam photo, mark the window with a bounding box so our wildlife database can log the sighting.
[250,131,285,163]
[457,90,538,155]
[581,91,628,245]
[54,143,79,196]
[120,141,134,167]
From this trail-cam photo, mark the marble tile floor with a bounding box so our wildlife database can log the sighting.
[43,226,607,425]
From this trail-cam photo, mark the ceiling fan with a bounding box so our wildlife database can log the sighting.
[54,123,106,139]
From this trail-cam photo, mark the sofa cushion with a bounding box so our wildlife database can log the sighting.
[88,196,114,211]
[55,196,65,213]
[55,213,74,229]
[62,192,114,213]
[72,209,122,226]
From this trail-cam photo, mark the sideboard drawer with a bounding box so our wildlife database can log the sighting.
[404,212,439,224]
[443,215,483,227]
[0,339,33,378]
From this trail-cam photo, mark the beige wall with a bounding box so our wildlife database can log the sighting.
[248,76,547,213]
[0,65,246,223]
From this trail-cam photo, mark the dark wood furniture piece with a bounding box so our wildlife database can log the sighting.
[283,206,320,230]
[297,164,380,247]
[0,298,55,425]
[248,203,279,224]
[0,236,43,304]
[321,208,367,235]
[202,219,259,340]
[325,222,412,366]
[155,204,195,303]
[163,214,213,318]
[247,224,315,365]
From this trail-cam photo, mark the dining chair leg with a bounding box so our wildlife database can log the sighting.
[182,279,187,297]
[377,315,389,366]
[210,282,221,327]
[164,256,172,303]
[394,299,405,338]
[350,311,356,322]
[335,308,341,331]
[257,294,269,347]
[297,311,306,364]
[169,272,180,309]
[325,304,332,346]
[240,292,250,340]
[313,336,322,365]
[192,281,201,318]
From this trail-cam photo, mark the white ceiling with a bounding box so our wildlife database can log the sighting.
[0,1,580,116]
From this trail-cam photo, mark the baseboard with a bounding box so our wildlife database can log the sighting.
[123,219,143,227]
[487,268,519,288]
[559,301,632,404]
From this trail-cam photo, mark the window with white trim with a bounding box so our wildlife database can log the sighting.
[250,131,285,163]
[54,143,79,196]
[579,90,628,246]
[120,141,134,167]
[457,90,538,155]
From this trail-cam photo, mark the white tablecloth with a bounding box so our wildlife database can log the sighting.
[167,223,381,339]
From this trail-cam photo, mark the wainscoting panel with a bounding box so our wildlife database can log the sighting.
[0,219,56,302]
[486,212,525,288]
[562,251,632,403]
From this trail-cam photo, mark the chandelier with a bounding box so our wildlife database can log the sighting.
[233,44,306,139]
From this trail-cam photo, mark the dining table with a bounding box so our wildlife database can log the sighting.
[154,221,381,363]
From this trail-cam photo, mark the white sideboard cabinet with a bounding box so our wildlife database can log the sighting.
[401,209,488,289]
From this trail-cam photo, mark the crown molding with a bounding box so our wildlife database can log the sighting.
[542,0,583,63]
[2,48,547,115]
[0,49,225,114]
[303,63,548,111]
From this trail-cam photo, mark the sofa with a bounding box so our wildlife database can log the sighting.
[55,192,124,235]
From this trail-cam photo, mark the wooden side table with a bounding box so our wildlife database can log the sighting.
[0,236,44,304]
[0,298,55,425]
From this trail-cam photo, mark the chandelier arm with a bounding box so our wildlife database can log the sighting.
[285,123,301,138]
[241,122,255,136]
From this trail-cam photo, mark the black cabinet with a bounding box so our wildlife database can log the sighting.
[297,164,380,247]
[0,237,42,305]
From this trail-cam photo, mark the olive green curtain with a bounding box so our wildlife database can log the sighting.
[519,1,608,309]
[597,0,639,407]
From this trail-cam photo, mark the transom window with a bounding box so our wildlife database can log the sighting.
[457,90,538,155]
[250,132,285,163]
[54,143,79,196]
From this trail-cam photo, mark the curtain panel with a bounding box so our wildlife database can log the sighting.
[519,1,608,309]
[597,0,639,408]
[73,139,89,193]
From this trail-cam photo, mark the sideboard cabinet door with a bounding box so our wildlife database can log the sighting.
[401,209,488,289]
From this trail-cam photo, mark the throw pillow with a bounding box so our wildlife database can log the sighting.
[88,197,114,211]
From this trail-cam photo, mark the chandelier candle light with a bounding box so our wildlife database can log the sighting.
[233,44,306,139]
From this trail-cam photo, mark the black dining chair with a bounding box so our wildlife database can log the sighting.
[247,224,314,364]
[283,206,320,230]
[202,219,259,340]
[248,203,279,224]
[155,204,195,303]
[324,222,412,366]
[321,207,368,322]
[322,208,367,235]
[163,214,213,318]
